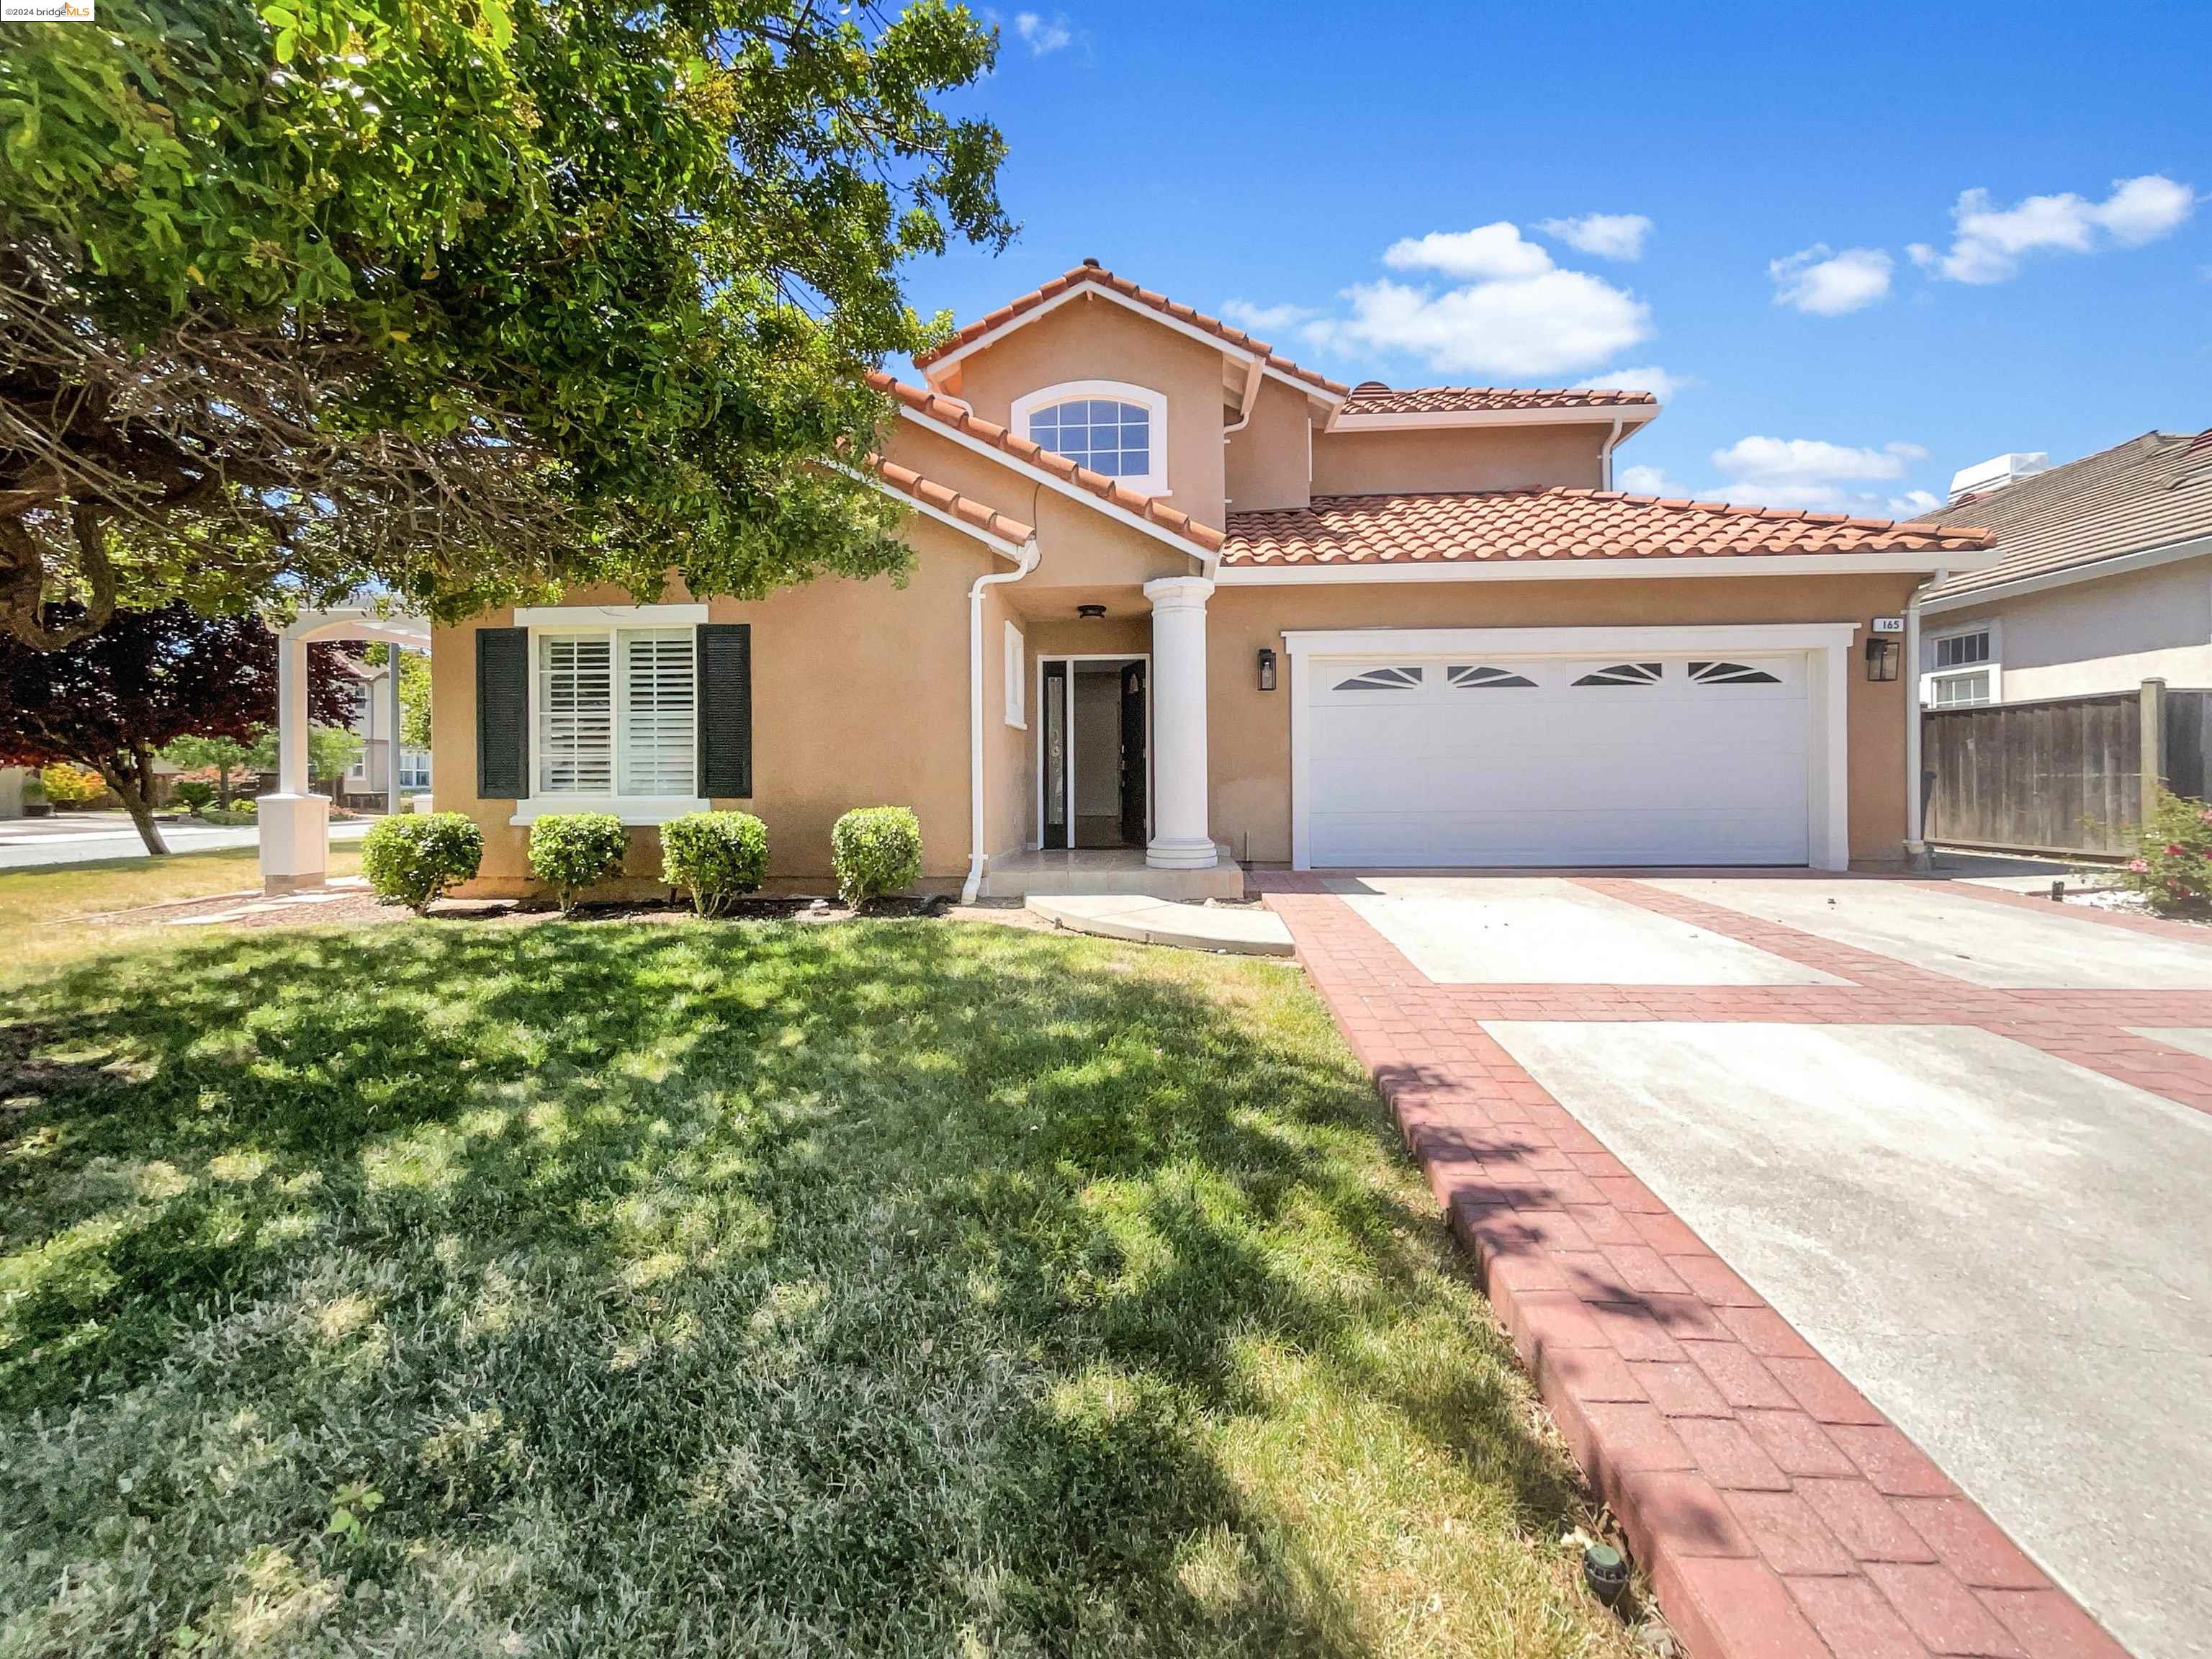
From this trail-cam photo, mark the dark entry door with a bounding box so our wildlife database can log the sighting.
[1041,660,1070,850]
[1118,662,1147,848]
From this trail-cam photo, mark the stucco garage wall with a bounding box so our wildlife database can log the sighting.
[431,516,991,899]
[1931,555,2212,701]
[1206,573,1922,866]
[1311,424,1609,496]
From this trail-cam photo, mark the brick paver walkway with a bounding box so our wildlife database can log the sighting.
[1254,873,2182,1659]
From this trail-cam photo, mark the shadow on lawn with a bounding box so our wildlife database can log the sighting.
[0,920,1609,1657]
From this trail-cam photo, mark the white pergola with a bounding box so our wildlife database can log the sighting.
[261,606,432,894]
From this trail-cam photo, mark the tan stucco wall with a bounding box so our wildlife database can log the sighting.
[1928,555,2212,701]
[1224,379,1313,513]
[1311,424,1610,497]
[939,295,1230,527]
[981,581,1032,865]
[432,514,995,898]
[1205,573,1922,867]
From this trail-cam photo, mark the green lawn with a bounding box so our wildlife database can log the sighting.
[1,843,364,927]
[0,918,1635,1657]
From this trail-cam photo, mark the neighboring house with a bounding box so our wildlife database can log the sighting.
[340,655,432,803]
[0,765,26,818]
[1910,431,2212,707]
[430,260,1997,899]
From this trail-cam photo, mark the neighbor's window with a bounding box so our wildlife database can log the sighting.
[1933,630,1991,669]
[1012,382,1169,494]
[535,628,696,798]
[1929,670,1992,708]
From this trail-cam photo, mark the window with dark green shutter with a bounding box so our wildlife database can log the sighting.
[696,624,752,798]
[475,627,530,797]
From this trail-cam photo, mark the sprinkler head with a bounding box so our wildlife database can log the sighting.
[1583,1541,1629,1606]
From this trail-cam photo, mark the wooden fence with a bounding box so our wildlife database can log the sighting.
[1921,680,2212,857]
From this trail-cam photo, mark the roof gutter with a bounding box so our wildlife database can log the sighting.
[961,534,1041,904]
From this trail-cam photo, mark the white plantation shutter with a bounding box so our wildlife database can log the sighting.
[538,634,613,793]
[618,629,697,794]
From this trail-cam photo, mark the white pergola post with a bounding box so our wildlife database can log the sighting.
[385,647,405,817]
[259,608,430,896]
[1142,575,1218,870]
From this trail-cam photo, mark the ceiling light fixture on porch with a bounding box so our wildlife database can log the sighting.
[1076,603,1107,620]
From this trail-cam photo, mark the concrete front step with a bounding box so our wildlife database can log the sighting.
[1028,894,1295,956]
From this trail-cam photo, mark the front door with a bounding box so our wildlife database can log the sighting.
[1118,662,1147,847]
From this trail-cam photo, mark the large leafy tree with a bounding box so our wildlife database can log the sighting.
[0,0,1010,647]
[0,603,356,852]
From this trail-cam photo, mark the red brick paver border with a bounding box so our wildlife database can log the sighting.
[1256,873,2140,1659]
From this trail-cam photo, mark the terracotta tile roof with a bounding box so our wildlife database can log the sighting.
[1220,489,1996,567]
[867,454,1033,545]
[912,261,1349,398]
[870,371,1224,554]
[1913,431,2212,602]
[1341,382,1658,415]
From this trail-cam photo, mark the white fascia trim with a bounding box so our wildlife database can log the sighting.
[920,283,1348,408]
[513,603,709,628]
[1218,551,1993,585]
[509,796,709,827]
[1280,622,1860,659]
[842,463,1031,562]
[1010,379,1170,496]
[893,405,1208,567]
[1328,405,1661,433]
[1920,533,2212,613]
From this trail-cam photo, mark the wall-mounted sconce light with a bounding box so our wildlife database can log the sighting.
[1864,635,1899,682]
[1076,603,1107,621]
[1256,647,1277,691]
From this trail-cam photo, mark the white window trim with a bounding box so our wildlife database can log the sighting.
[1010,379,1169,496]
[1003,621,1026,729]
[1281,624,1857,874]
[1921,619,2001,708]
[511,606,710,825]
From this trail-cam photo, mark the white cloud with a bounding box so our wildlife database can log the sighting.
[1308,269,1652,378]
[1537,212,1653,261]
[1617,463,1689,498]
[1574,364,1686,401]
[1768,245,1894,315]
[1709,436,1930,512]
[1912,174,2195,283]
[1888,489,1942,516]
[1012,11,1071,54]
[1220,298,1321,333]
[1382,222,1555,281]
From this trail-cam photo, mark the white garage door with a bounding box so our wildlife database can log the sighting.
[1305,653,1810,867]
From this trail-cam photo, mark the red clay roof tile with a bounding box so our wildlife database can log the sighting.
[870,372,1223,555]
[1222,489,1995,566]
[1341,384,1659,415]
[867,456,1034,545]
[912,262,1349,399]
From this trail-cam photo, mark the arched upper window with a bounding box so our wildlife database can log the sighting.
[1010,381,1169,495]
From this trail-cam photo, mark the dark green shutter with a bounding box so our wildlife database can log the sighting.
[696,623,752,798]
[475,626,529,798]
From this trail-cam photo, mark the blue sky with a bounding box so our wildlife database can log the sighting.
[892,0,2208,518]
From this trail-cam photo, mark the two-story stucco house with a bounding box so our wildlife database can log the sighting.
[431,261,1998,900]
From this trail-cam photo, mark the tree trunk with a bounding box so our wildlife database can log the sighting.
[216,764,232,806]
[98,745,170,856]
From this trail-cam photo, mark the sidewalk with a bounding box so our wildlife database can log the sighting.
[0,811,372,870]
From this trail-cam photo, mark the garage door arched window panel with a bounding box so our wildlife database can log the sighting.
[1010,381,1169,495]
[1333,665,1424,691]
[1572,662,1664,687]
[1689,660,1781,685]
[1447,665,1537,689]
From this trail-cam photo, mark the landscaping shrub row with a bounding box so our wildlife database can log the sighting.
[359,805,925,915]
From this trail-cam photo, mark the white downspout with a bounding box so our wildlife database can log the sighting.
[962,536,1040,903]
[1599,413,1625,490]
[1904,570,1943,864]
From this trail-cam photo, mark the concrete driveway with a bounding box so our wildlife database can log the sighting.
[1264,871,2212,1659]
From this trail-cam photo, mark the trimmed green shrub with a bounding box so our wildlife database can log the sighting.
[171,781,216,816]
[2116,788,2212,916]
[361,811,485,913]
[831,806,922,907]
[528,812,629,914]
[660,811,769,917]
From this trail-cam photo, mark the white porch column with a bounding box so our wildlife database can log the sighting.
[258,626,329,894]
[1142,575,1218,870]
[385,648,405,817]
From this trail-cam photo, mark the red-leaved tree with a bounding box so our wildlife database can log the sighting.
[0,605,354,854]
